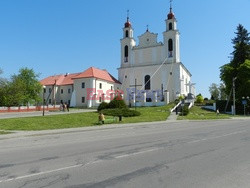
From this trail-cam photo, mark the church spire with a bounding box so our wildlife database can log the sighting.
[167,0,175,20]
[124,10,132,28]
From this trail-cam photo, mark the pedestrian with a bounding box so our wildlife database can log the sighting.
[99,113,105,124]
[66,103,70,112]
[62,102,65,112]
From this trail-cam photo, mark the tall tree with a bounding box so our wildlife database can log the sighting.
[220,24,250,100]
[209,83,220,100]
[219,83,227,100]
[11,68,42,105]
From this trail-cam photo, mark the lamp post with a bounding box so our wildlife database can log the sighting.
[43,86,46,116]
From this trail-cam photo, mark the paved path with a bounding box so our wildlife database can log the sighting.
[167,112,178,121]
[0,109,96,119]
[1,119,250,188]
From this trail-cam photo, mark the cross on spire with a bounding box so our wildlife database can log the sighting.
[146,25,149,32]
[170,0,173,12]
[127,10,129,21]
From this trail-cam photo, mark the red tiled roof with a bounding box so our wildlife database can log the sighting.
[40,67,121,86]
[72,67,121,84]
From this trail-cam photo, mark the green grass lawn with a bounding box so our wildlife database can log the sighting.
[178,106,231,120]
[122,104,174,123]
[0,103,175,131]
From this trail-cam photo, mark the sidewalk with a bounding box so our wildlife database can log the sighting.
[0,109,96,119]
[167,112,178,121]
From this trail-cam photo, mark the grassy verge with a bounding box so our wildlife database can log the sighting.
[122,103,175,123]
[0,131,11,134]
[178,106,231,120]
[0,103,175,131]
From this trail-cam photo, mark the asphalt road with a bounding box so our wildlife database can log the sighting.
[0,119,250,188]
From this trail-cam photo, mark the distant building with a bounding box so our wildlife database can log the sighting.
[40,67,121,108]
[118,5,195,106]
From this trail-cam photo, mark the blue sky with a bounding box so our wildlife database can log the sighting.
[0,0,249,98]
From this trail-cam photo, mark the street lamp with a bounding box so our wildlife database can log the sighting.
[43,86,46,116]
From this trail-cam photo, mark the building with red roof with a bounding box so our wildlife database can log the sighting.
[40,67,121,108]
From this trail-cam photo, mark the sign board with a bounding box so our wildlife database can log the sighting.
[242,100,247,105]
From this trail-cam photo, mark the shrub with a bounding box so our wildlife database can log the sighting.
[102,108,141,117]
[196,95,204,104]
[97,102,109,112]
[179,106,189,116]
[108,96,127,109]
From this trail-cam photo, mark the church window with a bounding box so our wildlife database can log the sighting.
[168,39,173,57]
[99,83,102,89]
[168,39,173,51]
[49,99,52,104]
[43,88,46,93]
[61,89,63,94]
[126,30,129,37]
[82,82,85,89]
[170,72,172,75]
[124,45,129,62]
[82,97,85,103]
[99,97,102,103]
[68,88,71,94]
[125,75,127,78]
[169,23,173,30]
[145,75,151,90]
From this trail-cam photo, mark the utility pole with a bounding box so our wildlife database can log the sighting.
[129,79,142,111]
[232,77,237,115]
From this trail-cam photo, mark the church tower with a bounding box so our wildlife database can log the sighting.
[120,12,136,67]
[163,5,180,63]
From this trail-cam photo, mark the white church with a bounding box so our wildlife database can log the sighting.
[118,6,195,106]
[40,5,195,108]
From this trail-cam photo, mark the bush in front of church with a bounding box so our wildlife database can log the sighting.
[102,108,141,117]
[97,102,109,112]
[108,96,127,109]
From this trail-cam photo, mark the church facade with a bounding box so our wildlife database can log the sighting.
[118,7,195,106]
[40,6,195,108]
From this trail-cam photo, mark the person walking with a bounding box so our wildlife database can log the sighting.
[66,103,70,112]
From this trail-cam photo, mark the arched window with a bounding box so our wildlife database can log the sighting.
[124,45,128,62]
[145,75,151,90]
[126,30,129,37]
[168,39,173,51]
[169,23,173,30]
[168,39,173,57]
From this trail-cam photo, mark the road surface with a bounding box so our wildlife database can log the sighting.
[0,119,250,188]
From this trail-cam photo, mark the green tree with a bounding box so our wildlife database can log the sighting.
[11,68,42,105]
[219,83,227,100]
[220,24,250,100]
[209,83,220,100]
[2,78,26,106]
[196,94,204,104]
[237,60,250,97]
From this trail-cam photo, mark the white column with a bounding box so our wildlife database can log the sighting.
[142,92,146,106]
[87,79,95,108]
[132,92,136,106]
[164,91,170,104]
